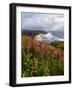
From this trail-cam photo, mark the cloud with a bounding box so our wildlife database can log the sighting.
[21,12,64,32]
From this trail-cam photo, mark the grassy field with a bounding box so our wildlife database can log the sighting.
[21,35,64,77]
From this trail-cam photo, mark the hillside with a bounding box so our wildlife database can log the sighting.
[22,30,47,36]
[51,41,64,51]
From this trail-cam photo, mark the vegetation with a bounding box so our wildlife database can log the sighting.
[51,41,64,51]
[21,35,64,77]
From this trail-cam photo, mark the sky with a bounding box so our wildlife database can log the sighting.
[21,12,64,32]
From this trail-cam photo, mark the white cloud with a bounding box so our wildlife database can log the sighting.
[21,13,64,32]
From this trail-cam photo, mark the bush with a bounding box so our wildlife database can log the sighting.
[21,36,64,77]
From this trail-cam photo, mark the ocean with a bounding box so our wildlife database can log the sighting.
[48,31,64,39]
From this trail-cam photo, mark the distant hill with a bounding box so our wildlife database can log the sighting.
[22,30,47,36]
